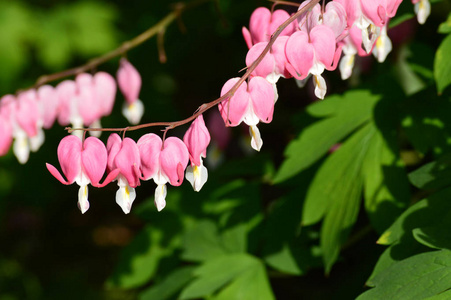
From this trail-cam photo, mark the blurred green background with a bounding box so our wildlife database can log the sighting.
[2,0,451,299]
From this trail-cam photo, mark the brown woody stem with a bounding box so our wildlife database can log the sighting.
[67,0,320,135]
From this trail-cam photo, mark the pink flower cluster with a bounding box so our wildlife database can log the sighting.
[216,0,428,150]
[0,59,143,164]
[31,0,433,215]
[46,115,211,214]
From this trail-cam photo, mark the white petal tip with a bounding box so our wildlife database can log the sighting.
[186,164,208,192]
[250,125,263,151]
[155,184,167,212]
[116,185,136,214]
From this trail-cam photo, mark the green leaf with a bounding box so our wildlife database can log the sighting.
[434,34,451,94]
[358,250,451,299]
[378,187,451,245]
[139,266,196,300]
[302,123,373,226]
[408,153,451,191]
[395,45,427,95]
[413,210,451,250]
[214,259,274,300]
[368,239,428,282]
[106,226,178,289]
[400,88,451,155]
[303,123,374,272]
[438,13,451,34]
[179,254,269,300]
[181,220,228,262]
[273,90,379,183]
[362,105,410,233]
[424,289,451,299]
[264,242,308,275]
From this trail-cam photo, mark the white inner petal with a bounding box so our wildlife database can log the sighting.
[77,185,90,214]
[122,99,144,125]
[29,128,45,152]
[13,131,30,164]
[313,75,327,99]
[339,54,355,80]
[89,119,102,138]
[186,159,208,192]
[249,125,263,152]
[154,184,167,212]
[372,26,392,63]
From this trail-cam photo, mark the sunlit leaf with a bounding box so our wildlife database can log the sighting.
[274,90,379,183]
[434,34,451,94]
[358,250,451,299]
[139,266,195,300]
[378,187,451,245]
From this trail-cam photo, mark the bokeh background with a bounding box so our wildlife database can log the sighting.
[1,0,451,299]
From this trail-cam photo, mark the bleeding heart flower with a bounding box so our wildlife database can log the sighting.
[107,134,141,214]
[138,134,189,211]
[218,76,274,151]
[46,135,119,213]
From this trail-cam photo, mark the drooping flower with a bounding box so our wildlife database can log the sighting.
[107,134,141,214]
[117,58,144,125]
[336,0,401,53]
[56,72,116,138]
[184,115,210,192]
[46,135,119,213]
[137,134,189,211]
[218,76,274,151]
[285,25,342,99]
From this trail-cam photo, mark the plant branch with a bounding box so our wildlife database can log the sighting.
[68,0,321,136]
[32,0,212,89]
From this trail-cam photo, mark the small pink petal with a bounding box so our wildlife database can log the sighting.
[114,138,141,188]
[310,25,336,69]
[107,133,122,172]
[0,115,12,156]
[160,137,189,186]
[16,90,40,137]
[242,27,253,49]
[117,58,141,105]
[76,73,98,126]
[94,72,117,116]
[81,137,108,186]
[285,31,314,80]
[46,163,71,185]
[37,85,58,129]
[218,78,249,126]
[56,80,77,126]
[57,135,83,184]
[249,77,274,123]
[183,115,210,166]
[137,133,163,180]
[249,7,271,44]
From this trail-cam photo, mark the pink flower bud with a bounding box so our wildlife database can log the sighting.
[117,58,141,105]
[184,115,210,167]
